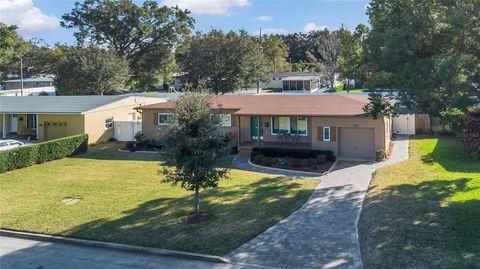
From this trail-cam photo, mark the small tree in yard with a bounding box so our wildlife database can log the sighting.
[160,92,230,222]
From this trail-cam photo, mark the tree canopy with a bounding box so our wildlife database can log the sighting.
[176,30,269,94]
[61,0,194,88]
[0,23,31,80]
[364,0,479,117]
[261,35,290,72]
[55,46,130,95]
[160,92,230,219]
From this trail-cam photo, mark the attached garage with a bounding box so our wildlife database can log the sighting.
[44,122,68,140]
[339,127,375,159]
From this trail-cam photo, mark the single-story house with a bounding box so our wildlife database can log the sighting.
[0,95,166,143]
[138,94,392,160]
[2,76,54,90]
[259,72,323,92]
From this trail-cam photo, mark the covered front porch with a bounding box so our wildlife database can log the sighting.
[1,113,39,140]
[235,114,312,151]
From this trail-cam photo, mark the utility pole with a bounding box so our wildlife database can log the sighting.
[257,27,262,94]
[20,58,24,96]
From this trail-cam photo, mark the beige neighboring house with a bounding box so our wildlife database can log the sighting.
[259,72,323,92]
[0,95,167,143]
[138,94,392,160]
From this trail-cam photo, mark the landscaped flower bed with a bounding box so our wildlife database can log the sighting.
[250,147,335,173]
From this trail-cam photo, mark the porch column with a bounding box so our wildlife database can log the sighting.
[35,114,39,140]
[236,115,241,146]
[257,115,261,146]
[2,113,6,139]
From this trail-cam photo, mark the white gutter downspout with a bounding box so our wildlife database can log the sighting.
[35,114,39,140]
[2,113,6,139]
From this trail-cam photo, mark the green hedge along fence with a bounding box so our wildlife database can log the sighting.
[0,134,88,173]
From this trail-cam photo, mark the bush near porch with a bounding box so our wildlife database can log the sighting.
[0,134,88,173]
[0,142,318,255]
[250,147,335,172]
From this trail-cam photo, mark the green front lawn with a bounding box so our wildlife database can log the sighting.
[0,143,318,255]
[359,136,480,268]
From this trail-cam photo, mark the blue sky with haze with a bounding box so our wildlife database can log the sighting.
[0,0,370,45]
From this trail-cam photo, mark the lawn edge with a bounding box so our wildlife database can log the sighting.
[0,229,231,264]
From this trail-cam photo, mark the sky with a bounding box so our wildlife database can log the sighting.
[0,0,370,45]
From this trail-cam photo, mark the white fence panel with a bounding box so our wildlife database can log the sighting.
[114,121,142,141]
[393,114,415,135]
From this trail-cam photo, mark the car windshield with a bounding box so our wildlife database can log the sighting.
[0,142,8,147]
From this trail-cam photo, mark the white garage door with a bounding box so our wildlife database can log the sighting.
[339,127,375,159]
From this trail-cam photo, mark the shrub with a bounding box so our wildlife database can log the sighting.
[253,154,265,164]
[263,156,276,166]
[126,141,136,151]
[148,139,162,149]
[251,147,335,161]
[289,158,302,168]
[308,158,317,166]
[134,131,144,142]
[0,134,88,173]
[376,149,386,161]
[316,154,327,163]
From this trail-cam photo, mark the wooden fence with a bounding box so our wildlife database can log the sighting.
[415,114,454,134]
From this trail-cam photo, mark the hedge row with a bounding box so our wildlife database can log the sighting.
[251,147,336,162]
[0,134,88,173]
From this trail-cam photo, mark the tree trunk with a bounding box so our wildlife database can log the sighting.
[194,187,200,217]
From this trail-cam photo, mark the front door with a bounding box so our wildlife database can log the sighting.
[10,114,17,133]
[250,116,263,140]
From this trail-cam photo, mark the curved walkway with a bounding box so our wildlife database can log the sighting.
[227,136,410,269]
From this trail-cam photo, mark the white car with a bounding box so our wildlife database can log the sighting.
[0,140,25,151]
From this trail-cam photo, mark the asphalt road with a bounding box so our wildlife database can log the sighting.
[0,236,261,269]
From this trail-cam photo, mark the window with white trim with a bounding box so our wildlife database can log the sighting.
[218,114,232,127]
[105,117,114,129]
[210,113,232,127]
[271,116,290,135]
[291,116,307,136]
[323,127,331,141]
[158,113,173,125]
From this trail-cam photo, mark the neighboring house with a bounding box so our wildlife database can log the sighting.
[259,72,323,92]
[0,95,167,143]
[139,94,392,160]
[2,76,54,90]
[0,86,56,96]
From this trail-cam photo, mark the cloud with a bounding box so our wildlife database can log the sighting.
[0,0,59,35]
[255,28,287,35]
[303,22,327,33]
[162,0,249,15]
[254,15,273,22]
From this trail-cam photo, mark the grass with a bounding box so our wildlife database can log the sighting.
[359,135,480,268]
[0,142,318,255]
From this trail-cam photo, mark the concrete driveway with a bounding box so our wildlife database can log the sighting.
[227,136,410,268]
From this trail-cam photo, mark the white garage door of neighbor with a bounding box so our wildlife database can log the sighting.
[339,127,375,160]
[393,114,415,135]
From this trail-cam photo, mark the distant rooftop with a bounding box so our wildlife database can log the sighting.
[282,76,320,81]
[3,76,54,83]
[268,72,322,78]
[0,96,127,114]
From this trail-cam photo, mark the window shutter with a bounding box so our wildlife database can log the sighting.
[317,126,323,141]
[331,126,337,142]
[153,113,158,125]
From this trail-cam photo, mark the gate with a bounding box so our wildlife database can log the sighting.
[393,114,416,135]
[114,121,142,141]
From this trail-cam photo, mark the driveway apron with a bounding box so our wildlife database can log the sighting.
[227,136,410,269]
